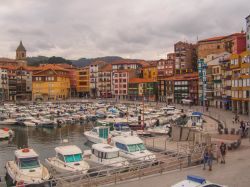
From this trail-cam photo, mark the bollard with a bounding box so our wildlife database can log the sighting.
[188,154,191,167]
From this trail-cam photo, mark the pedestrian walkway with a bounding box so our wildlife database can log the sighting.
[110,139,250,187]
[174,104,249,130]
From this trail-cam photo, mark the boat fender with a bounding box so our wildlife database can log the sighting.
[22,148,29,153]
[107,137,112,144]
[16,180,24,187]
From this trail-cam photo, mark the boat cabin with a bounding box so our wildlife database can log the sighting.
[92,126,109,139]
[112,136,146,153]
[14,148,40,169]
[91,143,120,160]
[55,145,83,163]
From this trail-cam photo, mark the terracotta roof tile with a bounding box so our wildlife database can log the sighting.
[162,73,198,81]
[129,78,156,83]
[99,64,112,72]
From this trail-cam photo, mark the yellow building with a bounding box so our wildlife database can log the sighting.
[143,62,158,80]
[32,64,70,101]
[76,66,90,97]
[230,51,250,116]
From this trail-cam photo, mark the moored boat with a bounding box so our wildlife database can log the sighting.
[5,148,51,186]
[45,145,89,173]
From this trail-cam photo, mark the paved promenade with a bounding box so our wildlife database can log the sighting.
[110,139,250,187]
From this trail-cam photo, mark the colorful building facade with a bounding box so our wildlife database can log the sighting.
[128,78,157,101]
[76,67,90,97]
[32,65,70,101]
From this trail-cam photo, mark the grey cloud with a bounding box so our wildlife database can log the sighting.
[0,0,250,60]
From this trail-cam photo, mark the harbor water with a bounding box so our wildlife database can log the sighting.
[0,124,89,178]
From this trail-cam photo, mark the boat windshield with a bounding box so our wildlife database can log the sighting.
[20,157,40,169]
[105,151,119,159]
[127,143,146,152]
[64,153,83,163]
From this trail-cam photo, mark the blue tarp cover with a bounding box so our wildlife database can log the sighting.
[192,112,203,116]
[187,175,206,184]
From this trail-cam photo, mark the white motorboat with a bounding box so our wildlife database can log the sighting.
[84,126,111,144]
[147,124,171,135]
[112,135,156,161]
[45,145,89,173]
[0,128,14,140]
[84,143,129,168]
[23,117,42,127]
[0,118,17,125]
[5,148,51,186]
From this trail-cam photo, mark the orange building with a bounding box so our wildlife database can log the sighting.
[32,64,70,101]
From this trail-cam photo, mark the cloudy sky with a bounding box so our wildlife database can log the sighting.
[0,0,249,60]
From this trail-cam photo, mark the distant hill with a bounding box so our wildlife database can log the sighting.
[27,56,72,66]
[27,56,123,67]
[71,56,123,67]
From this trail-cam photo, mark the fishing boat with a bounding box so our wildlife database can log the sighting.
[5,148,51,186]
[112,135,156,161]
[45,145,90,173]
[84,126,111,144]
[0,128,14,140]
[84,143,129,168]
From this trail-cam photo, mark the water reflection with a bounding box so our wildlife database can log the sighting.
[0,124,88,177]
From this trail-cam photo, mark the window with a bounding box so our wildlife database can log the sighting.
[57,153,65,162]
[115,142,128,151]
[64,154,83,163]
[20,157,40,169]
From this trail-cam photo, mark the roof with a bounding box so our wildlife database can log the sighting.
[199,32,246,43]
[33,64,69,75]
[198,36,225,43]
[129,78,156,83]
[56,64,76,69]
[15,148,39,158]
[143,61,157,68]
[0,65,17,70]
[16,41,26,51]
[112,59,149,66]
[112,135,143,145]
[162,73,198,81]
[90,60,107,66]
[92,143,119,153]
[55,145,82,155]
[99,64,112,72]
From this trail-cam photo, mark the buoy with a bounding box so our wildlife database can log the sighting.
[16,180,24,187]
[107,137,111,144]
[22,148,30,153]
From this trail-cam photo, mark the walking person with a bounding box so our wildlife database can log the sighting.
[207,149,214,171]
[220,142,227,164]
[203,149,209,170]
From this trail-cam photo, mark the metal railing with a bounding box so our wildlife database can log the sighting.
[13,144,205,187]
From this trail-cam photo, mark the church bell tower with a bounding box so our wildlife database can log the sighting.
[16,41,26,60]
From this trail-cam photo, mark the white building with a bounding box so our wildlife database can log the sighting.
[0,68,8,101]
[89,61,106,97]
